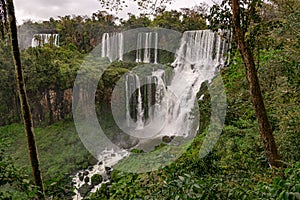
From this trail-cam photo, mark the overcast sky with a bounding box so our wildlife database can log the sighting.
[14,0,212,24]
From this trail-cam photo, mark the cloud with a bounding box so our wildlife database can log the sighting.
[14,0,101,23]
[14,0,210,24]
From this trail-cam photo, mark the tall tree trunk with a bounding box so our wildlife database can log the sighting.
[46,89,54,124]
[231,0,280,168]
[6,0,46,198]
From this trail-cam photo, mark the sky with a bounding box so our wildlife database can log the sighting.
[14,0,212,24]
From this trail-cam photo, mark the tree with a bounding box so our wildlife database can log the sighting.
[181,7,207,31]
[98,0,173,12]
[208,0,281,168]
[1,0,46,199]
[230,0,280,168]
[120,13,151,29]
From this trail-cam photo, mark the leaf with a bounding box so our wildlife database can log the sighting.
[178,176,185,182]
[184,173,191,178]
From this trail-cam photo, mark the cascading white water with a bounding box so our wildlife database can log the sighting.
[154,33,158,64]
[101,32,124,61]
[136,33,142,63]
[126,30,229,138]
[135,74,144,130]
[124,70,166,130]
[102,33,110,59]
[144,33,150,63]
[174,30,229,68]
[136,32,158,63]
[161,30,229,137]
[31,34,59,47]
[152,70,166,117]
[125,74,137,128]
[125,74,147,129]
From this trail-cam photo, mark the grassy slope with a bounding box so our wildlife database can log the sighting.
[0,119,96,195]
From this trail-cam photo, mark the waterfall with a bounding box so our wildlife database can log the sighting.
[73,29,229,199]
[101,32,124,61]
[173,30,229,67]
[136,32,158,63]
[136,33,142,63]
[154,33,158,64]
[143,33,151,63]
[31,34,59,47]
[162,30,229,137]
[124,70,166,130]
[135,74,144,130]
[126,30,229,139]
[125,73,144,129]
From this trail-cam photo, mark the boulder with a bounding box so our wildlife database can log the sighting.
[162,135,175,143]
[84,176,90,183]
[79,174,84,182]
[83,171,89,176]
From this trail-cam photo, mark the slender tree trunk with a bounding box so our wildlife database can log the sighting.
[46,89,54,124]
[231,0,280,168]
[6,0,46,198]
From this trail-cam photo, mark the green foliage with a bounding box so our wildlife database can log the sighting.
[0,42,84,126]
[120,14,151,29]
[22,45,83,124]
[0,120,96,199]
[91,174,103,186]
[269,163,300,199]
[152,8,207,32]
[0,41,19,126]
[0,139,37,199]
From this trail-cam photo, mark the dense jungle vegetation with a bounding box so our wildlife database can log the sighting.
[0,0,299,199]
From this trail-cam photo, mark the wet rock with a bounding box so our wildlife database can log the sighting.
[79,174,84,182]
[162,135,175,143]
[84,176,90,183]
[83,171,89,176]
[198,81,208,99]
[105,166,112,172]
[102,174,109,182]
[105,166,112,176]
